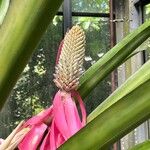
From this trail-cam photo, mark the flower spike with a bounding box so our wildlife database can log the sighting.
[54,25,86,92]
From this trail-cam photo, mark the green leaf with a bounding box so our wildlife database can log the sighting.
[129,140,150,150]
[87,52,150,122]
[0,0,63,109]
[59,59,150,150]
[0,0,10,25]
[78,20,150,98]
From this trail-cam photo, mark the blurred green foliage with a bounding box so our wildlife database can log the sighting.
[144,4,150,21]
[72,0,109,13]
[143,4,150,60]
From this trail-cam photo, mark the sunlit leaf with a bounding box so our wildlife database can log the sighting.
[0,0,10,25]
[129,140,150,150]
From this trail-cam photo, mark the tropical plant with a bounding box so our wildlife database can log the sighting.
[0,0,150,150]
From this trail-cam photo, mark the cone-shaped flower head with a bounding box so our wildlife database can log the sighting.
[54,25,86,91]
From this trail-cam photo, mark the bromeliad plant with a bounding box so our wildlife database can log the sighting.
[0,1,150,150]
[0,26,87,150]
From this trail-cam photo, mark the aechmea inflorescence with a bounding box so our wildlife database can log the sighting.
[54,25,85,91]
[0,26,86,150]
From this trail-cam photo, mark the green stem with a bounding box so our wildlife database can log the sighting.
[0,0,63,109]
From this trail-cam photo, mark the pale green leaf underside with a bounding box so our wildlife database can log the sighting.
[129,140,150,150]
[0,0,10,25]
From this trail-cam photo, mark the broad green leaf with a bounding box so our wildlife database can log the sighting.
[78,20,150,98]
[87,53,150,122]
[59,59,150,150]
[0,0,10,25]
[0,0,63,109]
[129,140,150,150]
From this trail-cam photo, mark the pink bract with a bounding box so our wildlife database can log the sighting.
[18,90,86,150]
